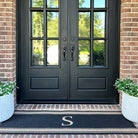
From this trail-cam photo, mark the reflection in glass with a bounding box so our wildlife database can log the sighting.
[79,12,90,37]
[47,12,59,37]
[94,12,105,38]
[32,0,43,7]
[47,40,59,65]
[47,0,58,8]
[79,0,90,8]
[32,12,44,37]
[94,0,105,8]
[93,40,105,66]
[79,40,90,66]
[32,40,44,66]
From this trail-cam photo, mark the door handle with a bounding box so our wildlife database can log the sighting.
[70,45,74,61]
[63,46,66,61]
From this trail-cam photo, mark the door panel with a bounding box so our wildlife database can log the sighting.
[78,78,106,89]
[18,0,119,103]
[20,0,68,101]
[69,0,119,101]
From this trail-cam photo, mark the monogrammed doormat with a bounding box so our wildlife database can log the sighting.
[0,111,137,134]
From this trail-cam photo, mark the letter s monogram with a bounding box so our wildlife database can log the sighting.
[62,116,73,126]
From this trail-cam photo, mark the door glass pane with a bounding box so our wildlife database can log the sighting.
[32,0,43,7]
[47,0,58,8]
[79,12,90,37]
[32,40,44,66]
[47,12,59,37]
[32,12,44,37]
[47,40,59,65]
[94,0,105,8]
[79,40,90,66]
[94,12,105,38]
[79,0,90,8]
[93,40,105,66]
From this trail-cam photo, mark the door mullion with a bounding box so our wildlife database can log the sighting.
[67,0,70,100]
[91,0,94,68]
[44,0,47,66]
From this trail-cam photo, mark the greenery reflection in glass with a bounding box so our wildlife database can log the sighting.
[94,0,105,8]
[47,40,59,65]
[32,12,44,37]
[47,0,58,8]
[47,12,59,37]
[79,40,90,66]
[32,0,43,7]
[79,0,90,8]
[79,12,90,37]
[94,12,105,38]
[93,40,105,66]
[32,40,44,66]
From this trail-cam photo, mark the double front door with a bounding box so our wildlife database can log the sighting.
[18,0,119,103]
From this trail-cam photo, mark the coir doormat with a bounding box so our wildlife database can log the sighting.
[0,111,138,134]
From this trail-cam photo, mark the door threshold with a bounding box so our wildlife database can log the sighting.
[18,99,118,104]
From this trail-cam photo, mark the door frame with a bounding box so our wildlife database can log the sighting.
[16,0,120,104]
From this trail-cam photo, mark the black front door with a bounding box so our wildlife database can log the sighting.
[18,0,120,103]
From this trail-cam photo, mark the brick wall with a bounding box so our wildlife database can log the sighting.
[120,0,138,104]
[0,0,16,105]
[120,0,138,83]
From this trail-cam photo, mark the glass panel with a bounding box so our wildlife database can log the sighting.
[79,40,90,66]
[47,12,59,37]
[32,12,44,37]
[94,12,105,38]
[47,0,58,8]
[32,40,44,66]
[93,40,105,66]
[79,12,90,37]
[47,40,59,65]
[79,0,90,8]
[94,0,105,8]
[32,0,43,7]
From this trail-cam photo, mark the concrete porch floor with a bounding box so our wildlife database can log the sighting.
[0,104,138,138]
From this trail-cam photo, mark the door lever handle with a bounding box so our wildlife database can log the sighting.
[63,46,66,61]
[70,46,74,61]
